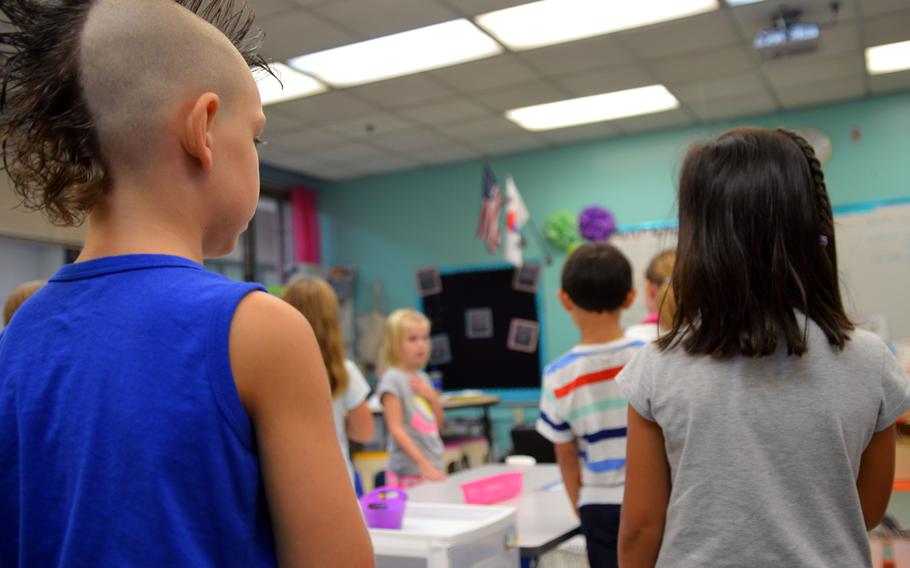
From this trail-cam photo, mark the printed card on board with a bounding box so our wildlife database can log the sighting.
[430,334,452,365]
[465,307,494,339]
[415,266,442,297]
[512,263,541,294]
[507,318,539,353]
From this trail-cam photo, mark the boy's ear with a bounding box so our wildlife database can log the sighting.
[622,288,637,309]
[181,92,220,171]
[557,289,574,311]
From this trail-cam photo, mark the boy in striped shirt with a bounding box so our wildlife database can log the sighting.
[536,243,644,568]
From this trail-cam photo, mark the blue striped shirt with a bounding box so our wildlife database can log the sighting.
[536,338,644,505]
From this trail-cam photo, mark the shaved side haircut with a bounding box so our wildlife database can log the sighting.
[0,0,272,226]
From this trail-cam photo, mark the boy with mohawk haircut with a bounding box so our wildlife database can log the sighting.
[0,1,373,566]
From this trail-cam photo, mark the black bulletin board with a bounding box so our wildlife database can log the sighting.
[421,266,541,390]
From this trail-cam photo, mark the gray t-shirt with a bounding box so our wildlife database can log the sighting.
[617,322,910,568]
[377,367,444,476]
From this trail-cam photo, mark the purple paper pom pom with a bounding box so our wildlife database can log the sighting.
[578,206,616,242]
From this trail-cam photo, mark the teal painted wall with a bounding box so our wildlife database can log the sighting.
[319,91,910,370]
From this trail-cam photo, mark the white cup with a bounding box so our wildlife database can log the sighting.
[506,455,537,467]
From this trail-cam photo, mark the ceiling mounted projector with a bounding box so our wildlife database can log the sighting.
[753,6,821,60]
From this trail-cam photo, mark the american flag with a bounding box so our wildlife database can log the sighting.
[476,166,502,254]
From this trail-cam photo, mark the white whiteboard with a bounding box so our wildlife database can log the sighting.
[835,203,910,342]
[609,201,910,342]
[609,228,677,328]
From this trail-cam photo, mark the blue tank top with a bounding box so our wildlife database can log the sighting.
[0,254,277,567]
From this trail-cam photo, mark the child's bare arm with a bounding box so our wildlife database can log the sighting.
[231,292,374,567]
[382,393,446,480]
[345,402,375,444]
[554,441,582,517]
[619,405,670,568]
[857,424,896,530]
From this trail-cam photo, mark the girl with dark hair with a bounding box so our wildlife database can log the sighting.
[616,127,910,567]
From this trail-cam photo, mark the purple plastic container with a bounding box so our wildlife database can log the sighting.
[360,486,408,530]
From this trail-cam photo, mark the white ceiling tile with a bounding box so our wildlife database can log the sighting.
[345,75,454,109]
[261,157,307,174]
[355,153,424,171]
[397,99,492,125]
[257,142,292,162]
[651,46,756,84]
[538,122,622,145]
[446,0,531,17]
[436,115,527,140]
[763,53,864,87]
[560,66,655,97]
[326,113,417,139]
[408,144,482,166]
[813,22,862,57]
[863,10,910,46]
[268,127,348,152]
[270,91,378,124]
[613,108,694,134]
[468,132,550,156]
[688,91,778,121]
[247,0,296,19]
[869,69,910,95]
[776,76,866,108]
[860,1,910,18]
[369,129,457,153]
[313,0,458,39]
[670,73,769,104]
[357,156,424,176]
[472,81,568,111]
[260,148,317,174]
[619,12,740,60]
[258,10,358,61]
[300,161,367,181]
[286,0,334,6]
[519,35,637,78]
[429,54,540,94]
[306,141,396,163]
[263,106,306,136]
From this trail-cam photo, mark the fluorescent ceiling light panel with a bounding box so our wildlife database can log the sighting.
[287,19,503,87]
[726,0,765,5]
[476,0,719,51]
[865,40,910,75]
[506,85,679,131]
[256,63,327,106]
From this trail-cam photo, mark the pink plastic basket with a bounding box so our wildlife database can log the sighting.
[360,486,408,529]
[460,471,523,505]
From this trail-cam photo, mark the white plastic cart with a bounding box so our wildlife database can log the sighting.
[369,502,519,568]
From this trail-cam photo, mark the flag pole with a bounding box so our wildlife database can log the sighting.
[498,166,553,267]
[524,216,553,267]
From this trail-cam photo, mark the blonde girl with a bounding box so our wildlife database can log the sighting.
[282,277,373,480]
[377,309,445,486]
[625,249,675,342]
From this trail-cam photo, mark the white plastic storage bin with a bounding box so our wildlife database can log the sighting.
[369,502,518,568]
